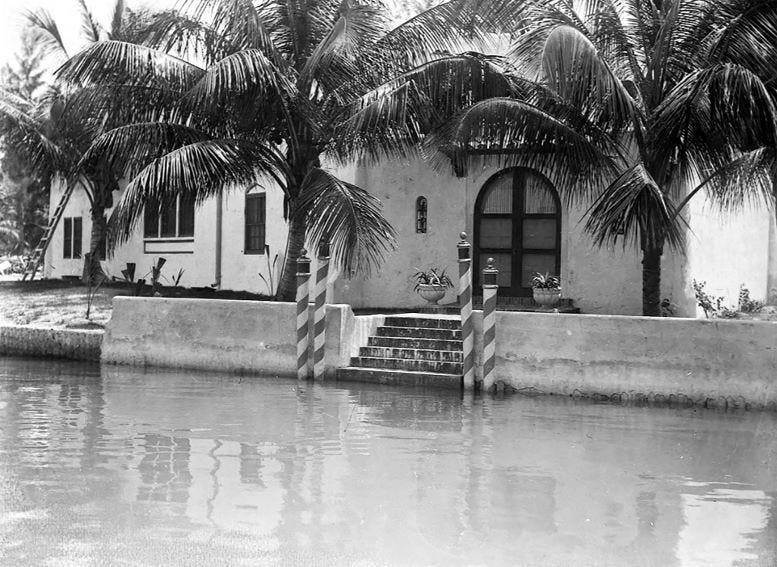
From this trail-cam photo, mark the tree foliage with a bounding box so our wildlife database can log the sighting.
[56,0,521,299]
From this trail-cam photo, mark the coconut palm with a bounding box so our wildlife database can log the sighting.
[430,0,777,315]
[0,1,159,279]
[54,0,534,300]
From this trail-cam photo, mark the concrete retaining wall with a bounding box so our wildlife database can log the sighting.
[491,312,777,409]
[102,297,355,377]
[0,325,102,361]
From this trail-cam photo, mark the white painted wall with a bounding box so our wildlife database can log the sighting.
[686,195,772,315]
[333,157,687,315]
[44,159,771,317]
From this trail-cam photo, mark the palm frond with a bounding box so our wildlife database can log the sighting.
[76,0,103,43]
[109,0,126,39]
[335,53,514,160]
[427,96,622,202]
[79,122,211,180]
[678,147,775,214]
[584,162,684,251]
[540,25,639,133]
[56,41,204,90]
[108,139,288,245]
[186,49,293,107]
[300,3,386,96]
[24,9,69,59]
[295,168,396,277]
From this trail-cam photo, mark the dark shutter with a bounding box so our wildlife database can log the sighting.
[73,217,82,259]
[63,218,73,258]
[144,204,158,238]
[178,195,195,237]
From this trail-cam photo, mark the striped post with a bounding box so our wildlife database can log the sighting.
[458,232,475,390]
[482,258,499,390]
[313,240,330,381]
[296,250,311,380]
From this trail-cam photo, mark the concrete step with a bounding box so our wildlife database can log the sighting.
[360,346,463,362]
[336,367,462,389]
[368,336,463,351]
[376,326,462,340]
[351,356,463,374]
[384,316,461,330]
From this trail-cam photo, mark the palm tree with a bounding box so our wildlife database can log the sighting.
[431,0,777,315]
[0,1,159,279]
[55,0,528,300]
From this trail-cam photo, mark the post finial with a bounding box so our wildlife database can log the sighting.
[296,249,311,275]
[482,257,498,287]
[457,231,471,260]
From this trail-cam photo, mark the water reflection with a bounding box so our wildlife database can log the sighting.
[1,357,776,566]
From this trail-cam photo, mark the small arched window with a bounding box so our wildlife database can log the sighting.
[415,196,428,233]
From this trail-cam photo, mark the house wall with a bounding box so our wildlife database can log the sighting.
[686,195,773,315]
[333,158,686,316]
[44,159,772,317]
[45,179,289,295]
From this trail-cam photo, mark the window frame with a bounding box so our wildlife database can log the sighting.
[244,192,267,255]
[62,216,82,259]
[143,195,195,241]
[415,196,428,234]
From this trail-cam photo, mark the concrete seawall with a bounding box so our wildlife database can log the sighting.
[102,297,354,377]
[491,312,777,409]
[0,325,102,361]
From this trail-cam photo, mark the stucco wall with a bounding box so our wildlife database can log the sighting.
[491,311,777,408]
[686,196,772,314]
[102,297,354,377]
[44,159,771,317]
[45,179,289,295]
[333,158,685,315]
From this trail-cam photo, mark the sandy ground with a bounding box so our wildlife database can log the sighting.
[0,280,124,329]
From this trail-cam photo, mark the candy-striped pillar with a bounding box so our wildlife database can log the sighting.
[458,232,475,390]
[313,241,330,381]
[482,258,499,390]
[296,250,311,380]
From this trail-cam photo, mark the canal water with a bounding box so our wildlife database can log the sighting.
[1,357,775,566]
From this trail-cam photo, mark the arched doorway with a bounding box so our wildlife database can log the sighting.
[474,168,561,296]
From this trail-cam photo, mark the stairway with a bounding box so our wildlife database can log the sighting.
[337,315,463,389]
[22,179,77,281]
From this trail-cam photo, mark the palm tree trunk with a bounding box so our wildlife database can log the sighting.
[641,244,662,316]
[276,213,307,302]
[82,204,107,283]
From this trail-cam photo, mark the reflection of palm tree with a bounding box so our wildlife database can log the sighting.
[437,0,777,315]
[55,0,518,299]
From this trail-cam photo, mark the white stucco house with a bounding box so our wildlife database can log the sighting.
[43,158,777,317]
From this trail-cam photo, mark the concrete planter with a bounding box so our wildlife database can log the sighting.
[533,287,561,308]
[417,284,448,305]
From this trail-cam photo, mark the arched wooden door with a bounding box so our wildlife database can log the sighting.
[474,168,561,296]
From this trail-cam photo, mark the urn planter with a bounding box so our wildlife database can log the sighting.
[417,284,448,305]
[533,287,562,308]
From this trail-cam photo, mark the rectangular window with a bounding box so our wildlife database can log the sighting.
[144,196,196,239]
[244,193,266,254]
[62,217,82,259]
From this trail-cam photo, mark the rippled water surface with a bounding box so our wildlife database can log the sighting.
[1,357,776,566]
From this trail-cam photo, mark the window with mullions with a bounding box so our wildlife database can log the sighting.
[63,217,82,259]
[144,195,195,239]
[415,196,427,233]
[244,192,266,254]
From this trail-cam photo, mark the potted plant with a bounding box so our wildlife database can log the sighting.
[413,267,454,304]
[531,272,561,308]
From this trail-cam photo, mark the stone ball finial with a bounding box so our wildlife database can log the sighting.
[460,231,467,240]
[487,257,494,267]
